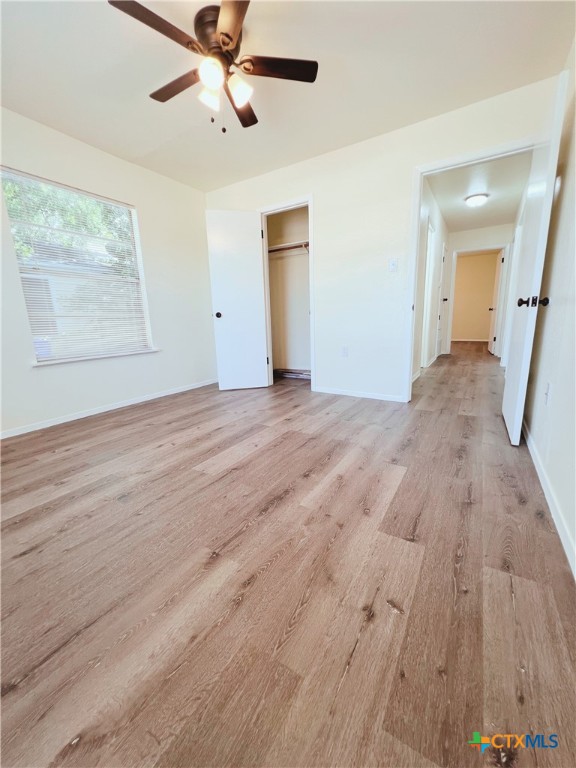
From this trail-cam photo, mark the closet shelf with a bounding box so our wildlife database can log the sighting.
[268,240,309,254]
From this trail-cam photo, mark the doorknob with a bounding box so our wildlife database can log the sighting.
[539,297,550,306]
[215,312,222,318]
[517,298,530,307]
[488,307,494,311]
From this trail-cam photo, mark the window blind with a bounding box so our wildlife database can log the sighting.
[1,169,153,363]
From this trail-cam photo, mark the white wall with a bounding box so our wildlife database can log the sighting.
[1,108,216,436]
[207,78,558,402]
[447,223,515,253]
[524,44,575,573]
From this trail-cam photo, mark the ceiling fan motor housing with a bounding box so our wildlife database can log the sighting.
[194,5,241,66]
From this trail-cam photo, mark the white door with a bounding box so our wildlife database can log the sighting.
[487,252,502,355]
[205,209,270,390]
[502,72,568,445]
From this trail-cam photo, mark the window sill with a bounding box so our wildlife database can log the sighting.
[32,347,161,367]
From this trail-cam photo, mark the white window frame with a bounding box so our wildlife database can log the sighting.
[1,166,157,366]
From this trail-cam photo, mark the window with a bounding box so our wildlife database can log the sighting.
[1,168,153,364]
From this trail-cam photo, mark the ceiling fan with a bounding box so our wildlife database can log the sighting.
[108,1,319,128]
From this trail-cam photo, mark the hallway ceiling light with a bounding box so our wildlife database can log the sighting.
[465,193,490,208]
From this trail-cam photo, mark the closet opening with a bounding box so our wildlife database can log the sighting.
[263,205,311,387]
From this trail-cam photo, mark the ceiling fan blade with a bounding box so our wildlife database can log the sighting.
[150,69,200,102]
[108,1,203,54]
[223,81,258,128]
[237,55,318,83]
[217,1,250,51]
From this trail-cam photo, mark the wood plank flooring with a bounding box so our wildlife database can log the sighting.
[1,342,575,768]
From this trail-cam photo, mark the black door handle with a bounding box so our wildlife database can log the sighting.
[517,298,530,307]
[442,298,448,302]
[488,307,494,311]
[539,297,550,306]
[215,312,222,318]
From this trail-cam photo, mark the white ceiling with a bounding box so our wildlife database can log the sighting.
[1,1,574,191]
[426,151,533,231]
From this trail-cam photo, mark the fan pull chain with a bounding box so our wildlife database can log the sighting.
[210,115,227,134]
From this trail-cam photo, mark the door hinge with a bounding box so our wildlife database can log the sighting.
[267,356,269,364]
[502,257,504,263]
[493,337,496,342]
[261,229,264,239]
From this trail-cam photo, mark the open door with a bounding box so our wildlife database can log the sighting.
[205,209,270,390]
[502,72,568,445]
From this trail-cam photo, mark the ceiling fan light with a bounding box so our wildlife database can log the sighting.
[465,193,490,208]
[199,57,225,90]
[198,87,220,112]
[228,73,254,108]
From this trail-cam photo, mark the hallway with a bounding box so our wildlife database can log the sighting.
[1,342,575,768]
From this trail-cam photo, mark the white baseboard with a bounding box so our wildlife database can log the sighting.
[523,419,575,576]
[452,338,489,342]
[312,385,408,403]
[1,379,218,439]
[422,355,437,369]
[412,370,421,383]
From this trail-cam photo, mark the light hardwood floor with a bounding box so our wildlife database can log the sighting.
[1,342,575,768]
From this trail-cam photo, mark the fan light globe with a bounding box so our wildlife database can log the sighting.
[464,193,490,208]
[199,57,225,90]
[198,87,220,112]
[228,73,254,108]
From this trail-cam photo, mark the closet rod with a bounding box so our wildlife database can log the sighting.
[268,240,309,254]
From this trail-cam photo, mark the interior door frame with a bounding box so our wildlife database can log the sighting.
[436,242,447,357]
[488,250,503,354]
[406,139,536,401]
[420,220,436,367]
[259,195,315,390]
[494,243,512,358]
